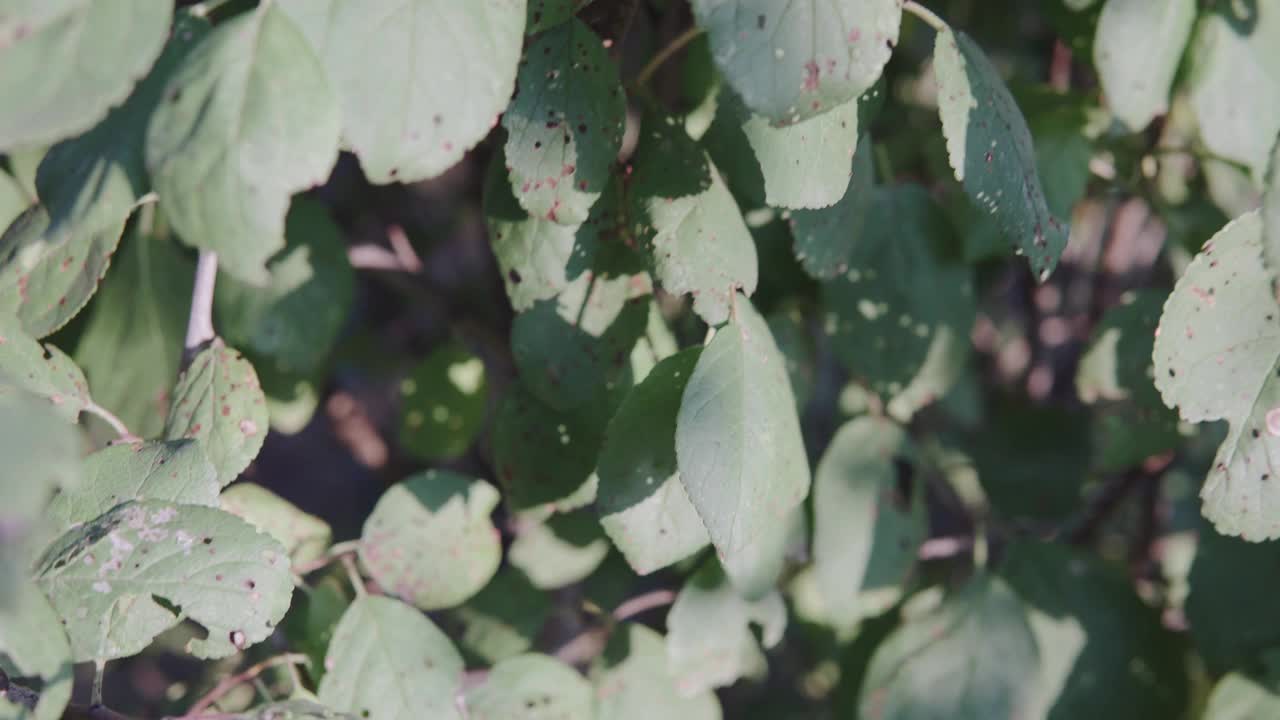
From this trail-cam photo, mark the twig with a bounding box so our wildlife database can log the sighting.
[182,654,309,717]
[553,589,677,666]
[183,250,218,361]
[634,26,703,89]
[917,535,974,561]
[85,401,137,442]
[341,554,367,598]
[91,659,106,707]
[291,539,362,576]
[903,0,949,33]
[612,589,675,621]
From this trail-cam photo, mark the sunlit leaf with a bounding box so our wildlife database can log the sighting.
[221,483,331,567]
[1093,0,1196,131]
[0,312,91,421]
[466,653,593,720]
[509,510,610,590]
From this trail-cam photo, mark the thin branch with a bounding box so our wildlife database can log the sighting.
[85,402,138,442]
[917,535,974,561]
[291,539,361,576]
[612,589,675,621]
[182,654,309,717]
[341,553,367,598]
[903,0,949,33]
[184,250,218,361]
[634,26,703,89]
[91,659,106,707]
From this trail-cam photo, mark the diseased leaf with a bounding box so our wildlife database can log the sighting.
[399,343,487,461]
[503,18,625,225]
[466,653,593,720]
[598,348,710,575]
[0,580,73,720]
[812,417,924,633]
[35,500,293,660]
[934,26,1069,279]
[492,384,607,510]
[359,471,501,610]
[739,91,860,210]
[0,312,91,421]
[164,341,269,488]
[146,2,340,283]
[0,1,172,149]
[690,0,901,125]
[214,197,354,375]
[509,510,610,590]
[1152,211,1280,539]
[859,576,1040,720]
[676,293,809,563]
[451,567,550,664]
[592,624,723,720]
[280,0,524,184]
[666,561,786,696]
[1093,0,1197,131]
[789,135,874,279]
[220,483,331,567]
[318,595,464,720]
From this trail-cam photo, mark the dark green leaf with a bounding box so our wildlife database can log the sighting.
[398,343,487,461]
[789,135,874,279]
[492,384,608,511]
[451,567,550,664]
[1093,0,1196,131]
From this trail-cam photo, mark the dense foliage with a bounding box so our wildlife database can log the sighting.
[2,0,1280,718]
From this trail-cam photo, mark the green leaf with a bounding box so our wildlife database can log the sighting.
[1002,542,1186,719]
[972,399,1092,522]
[676,293,809,563]
[214,198,354,375]
[690,0,901,125]
[1187,7,1280,183]
[164,341,269,488]
[644,158,757,326]
[598,348,710,575]
[512,272,649,411]
[630,111,711,201]
[934,26,1069,279]
[740,92,860,210]
[1030,104,1092,219]
[1265,134,1280,273]
[859,576,1040,720]
[592,624,722,720]
[1186,525,1280,672]
[280,0,523,184]
[766,307,815,411]
[220,483,331,567]
[0,580,73,720]
[451,567,550,664]
[146,2,340,284]
[526,0,592,34]
[465,653,593,720]
[720,503,805,601]
[789,135,874,279]
[73,233,191,438]
[282,576,349,685]
[0,313,91,421]
[666,561,786,696]
[358,471,501,610]
[398,342,487,461]
[0,170,26,231]
[1093,0,1196,132]
[1152,211,1280,539]
[46,440,219,534]
[509,510,610,590]
[0,1,172,150]
[822,185,975,418]
[1203,652,1280,720]
[228,700,355,720]
[493,384,607,510]
[812,417,924,633]
[35,500,293,660]
[318,595,465,720]
[502,18,625,225]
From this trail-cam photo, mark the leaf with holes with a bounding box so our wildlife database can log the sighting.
[591,624,722,720]
[280,0,524,184]
[465,653,593,720]
[1153,211,1280,540]
[789,134,874,279]
[691,0,901,125]
[358,471,501,610]
[1093,0,1196,132]
[0,0,172,149]
[163,341,268,488]
[503,18,624,225]
[0,313,91,421]
[0,580,73,720]
[35,500,293,660]
[220,483,331,567]
[934,25,1069,279]
[145,1,340,284]
[318,595,465,720]
[398,343,488,461]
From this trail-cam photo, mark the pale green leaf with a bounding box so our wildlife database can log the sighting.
[1152,210,1280,539]
[690,0,901,125]
[466,653,593,720]
[598,348,710,575]
[398,343,487,461]
[280,0,524,184]
[741,93,859,210]
[228,700,355,720]
[666,561,786,696]
[35,500,293,660]
[859,576,1040,720]
[358,471,501,610]
[164,341,269,488]
[1203,652,1280,720]
[509,510,610,590]
[0,313,91,421]
[813,417,924,632]
[73,233,191,438]
[318,595,464,720]
[0,171,25,231]
[592,624,722,720]
[282,575,349,684]
[1094,0,1196,131]
[220,483,331,567]
[934,26,1069,279]
[789,135,874,279]
[676,293,809,562]
[0,0,172,149]
[451,567,550,664]
[503,18,624,225]
[146,2,340,283]
[0,580,73,720]
[720,503,804,601]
